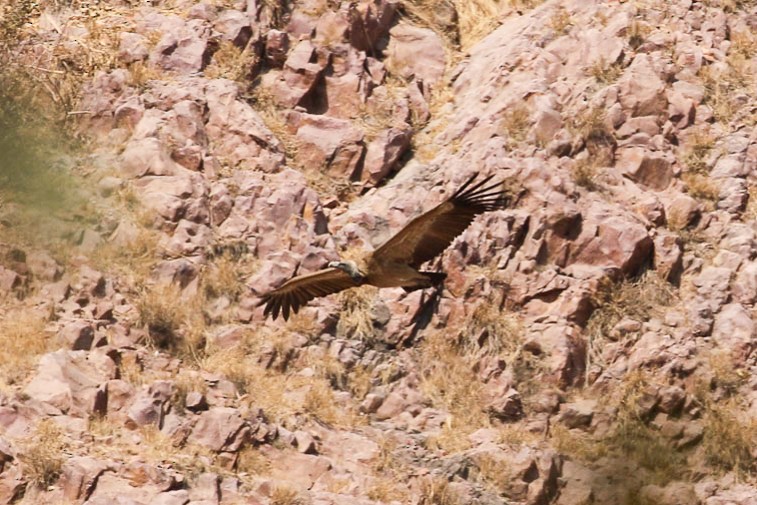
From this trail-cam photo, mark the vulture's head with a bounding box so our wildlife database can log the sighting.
[327,260,364,281]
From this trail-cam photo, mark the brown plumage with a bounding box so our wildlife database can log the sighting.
[258,174,510,320]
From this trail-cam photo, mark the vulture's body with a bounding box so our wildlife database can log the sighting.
[258,174,511,320]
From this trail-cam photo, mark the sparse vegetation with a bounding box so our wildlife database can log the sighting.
[204,41,256,82]
[19,419,67,487]
[548,6,573,35]
[590,59,625,84]
[270,485,305,505]
[136,283,206,356]
[0,310,51,387]
[627,20,650,49]
[336,287,380,341]
[417,476,462,505]
[701,399,757,475]
[501,103,531,143]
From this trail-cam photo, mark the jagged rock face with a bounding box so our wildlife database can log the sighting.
[1,0,757,503]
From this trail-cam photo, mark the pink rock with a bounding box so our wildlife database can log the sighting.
[712,303,754,358]
[654,231,683,282]
[59,456,110,502]
[265,29,289,67]
[58,320,95,351]
[665,193,701,229]
[213,10,252,47]
[313,10,350,46]
[24,350,116,416]
[152,490,191,505]
[570,214,653,275]
[360,128,411,186]
[266,39,327,108]
[121,137,182,178]
[131,171,206,223]
[0,466,25,505]
[486,387,524,422]
[84,472,162,504]
[666,89,695,129]
[126,380,174,428]
[26,251,61,282]
[294,430,317,454]
[557,399,597,429]
[188,472,220,503]
[269,453,332,491]
[385,23,445,87]
[618,54,667,117]
[349,0,398,52]
[0,267,20,293]
[105,379,136,415]
[118,32,149,63]
[616,147,673,190]
[204,80,285,173]
[294,114,365,178]
[187,407,247,451]
[150,18,211,73]
[733,261,757,305]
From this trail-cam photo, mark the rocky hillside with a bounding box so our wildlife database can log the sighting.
[0,0,756,503]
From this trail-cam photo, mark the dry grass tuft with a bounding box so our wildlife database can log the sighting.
[571,157,601,191]
[550,424,608,462]
[682,173,720,206]
[472,452,514,494]
[680,131,715,175]
[201,252,247,302]
[236,445,271,476]
[136,283,206,356]
[0,309,51,387]
[586,272,676,380]
[457,299,523,356]
[701,399,757,475]
[587,271,675,342]
[270,485,305,505]
[336,287,380,341]
[627,20,650,49]
[366,476,410,502]
[248,86,298,159]
[204,41,256,82]
[420,329,489,452]
[417,476,462,505]
[603,372,686,483]
[548,6,573,35]
[19,419,67,487]
[590,58,624,84]
[679,129,719,207]
[500,103,531,143]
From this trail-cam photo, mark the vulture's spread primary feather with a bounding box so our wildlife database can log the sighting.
[258,174,510,320]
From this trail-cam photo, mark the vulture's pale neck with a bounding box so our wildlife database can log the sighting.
[328,260,364,281]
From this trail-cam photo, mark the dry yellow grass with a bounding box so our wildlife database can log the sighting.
[420,329,489,452]
[417,476,462,505]
[680,131,715,175]
[19,418,67,487]
[0,309,52,387]
[136,283,207,357]
[204,41,256,82]
[500,103,531,143]
[335,286,380,341]
[586,272,676,383]
[590,58,624,85]
[270,485,304,505]
[701,399,757,475]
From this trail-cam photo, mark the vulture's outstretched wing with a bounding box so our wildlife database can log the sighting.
[258,268,360,321]
[373,174,509,268]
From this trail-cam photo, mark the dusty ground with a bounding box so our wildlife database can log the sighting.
[0,0,756,504]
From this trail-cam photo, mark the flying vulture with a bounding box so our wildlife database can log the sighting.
[258,174,510,320]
